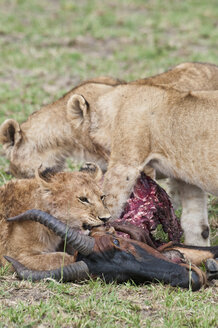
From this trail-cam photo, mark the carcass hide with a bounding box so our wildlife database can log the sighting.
[5,210,218,291]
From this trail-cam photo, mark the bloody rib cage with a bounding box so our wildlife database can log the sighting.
[5,210,218,291]
[116,172,182,246]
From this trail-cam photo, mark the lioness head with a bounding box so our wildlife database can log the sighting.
[0,93,108,178]
[35,163,111,233]
[0,80,115,178]
[0,119,67,178]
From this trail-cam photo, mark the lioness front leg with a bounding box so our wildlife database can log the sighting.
[103,115,150,219]
[177,181,210,246]
[7,252,77,271]
[104,163,141,218]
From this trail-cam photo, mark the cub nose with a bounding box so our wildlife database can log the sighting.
[98,215,111,223]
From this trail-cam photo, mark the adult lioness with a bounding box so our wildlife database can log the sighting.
[101,86,218,228]
[0,62,218,246]
[0,164,111,270]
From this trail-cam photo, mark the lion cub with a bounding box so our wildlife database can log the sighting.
[1,62,218,246]
[0,164,111,270]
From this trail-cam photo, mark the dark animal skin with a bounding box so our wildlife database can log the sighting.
[5,210,218,291]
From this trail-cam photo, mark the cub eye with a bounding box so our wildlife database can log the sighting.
[113,239,120,246]
[78,197,90,204]
[100,195,106,202]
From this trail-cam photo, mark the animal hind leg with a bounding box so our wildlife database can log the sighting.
[161,243,218,266]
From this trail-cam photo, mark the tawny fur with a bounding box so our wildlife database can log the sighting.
[0,166,111,270]
[0,62,218,246]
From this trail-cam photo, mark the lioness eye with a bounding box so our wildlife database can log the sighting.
[101,195,106,202]
[78,197,89,204]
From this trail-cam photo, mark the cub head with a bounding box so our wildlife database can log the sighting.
[35,163,111,233]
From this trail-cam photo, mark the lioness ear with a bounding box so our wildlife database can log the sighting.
[35,166,56,189]
[0,119,22,147]
[67,94,88,124]
[80,162,103,183]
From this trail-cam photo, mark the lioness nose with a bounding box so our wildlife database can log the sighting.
[98,215,111,223]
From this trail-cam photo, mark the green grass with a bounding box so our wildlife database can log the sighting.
[0,278,217,328]
[0,0,218,125]
[0,0,217,327]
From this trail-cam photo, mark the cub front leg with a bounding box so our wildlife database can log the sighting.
[103,163,140,218]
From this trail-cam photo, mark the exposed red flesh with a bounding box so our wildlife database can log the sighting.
[114,172,183,246]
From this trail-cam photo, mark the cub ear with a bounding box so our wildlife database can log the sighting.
[80,162,103,183]
[0,119,22,147]
[35,166,56,189]
[67,94,88,124]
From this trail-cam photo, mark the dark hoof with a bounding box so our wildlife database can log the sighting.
[206,258,218,280]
